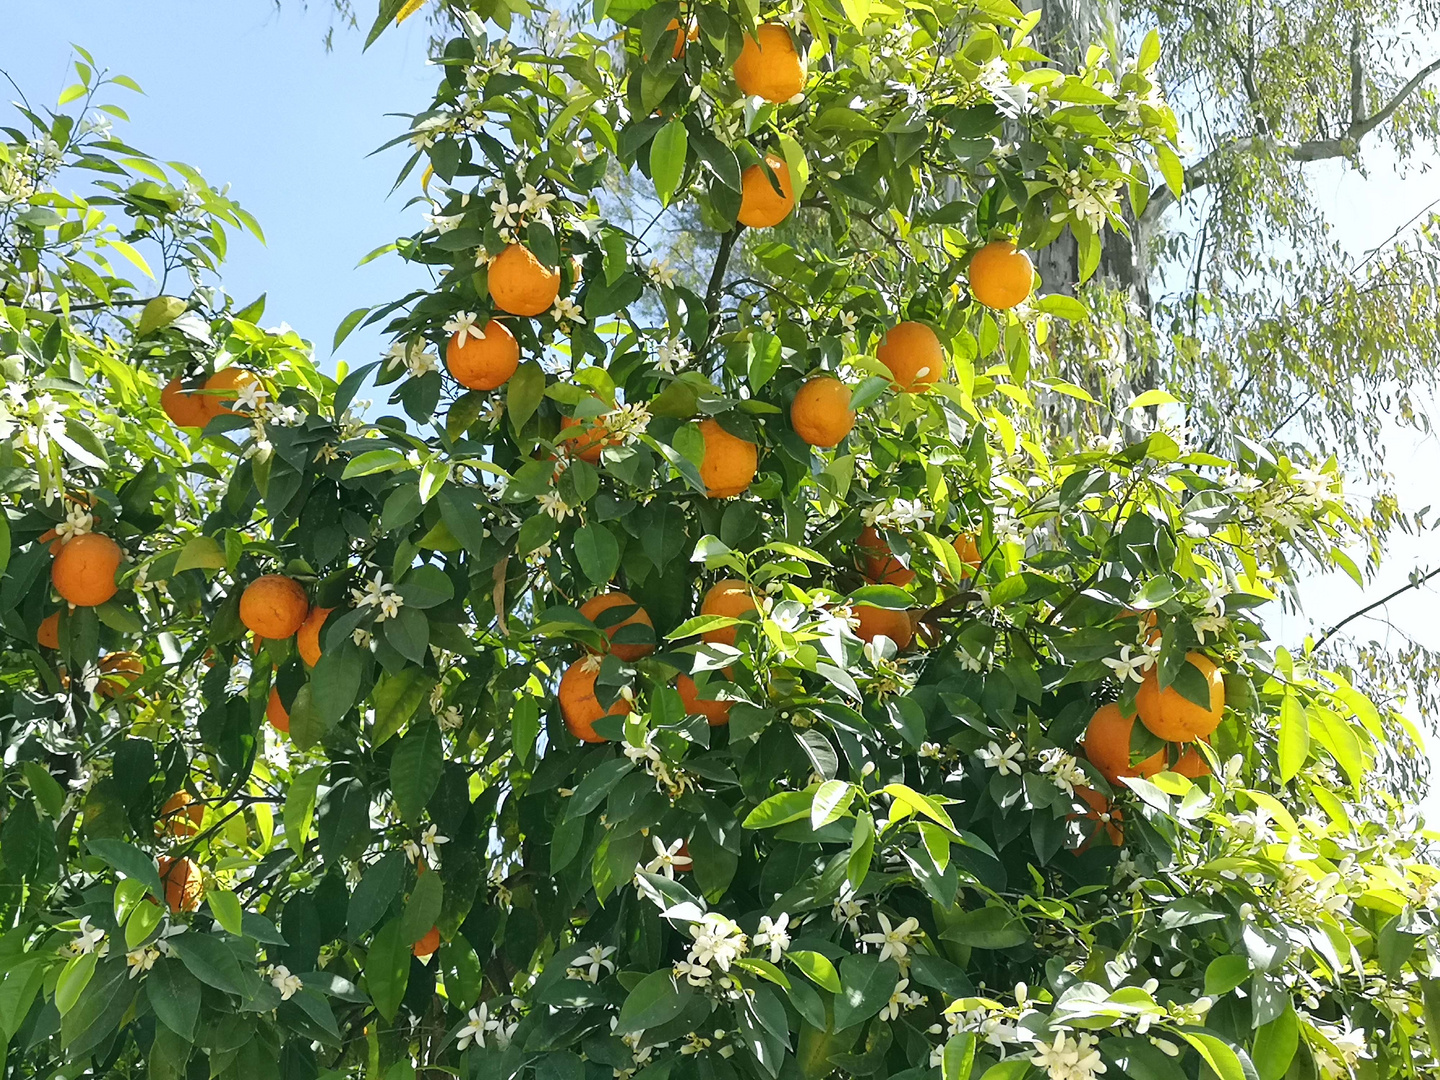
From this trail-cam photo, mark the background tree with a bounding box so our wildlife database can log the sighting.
[2,7,1439,1080]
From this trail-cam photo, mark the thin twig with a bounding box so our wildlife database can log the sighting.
[1313,566,1440,649]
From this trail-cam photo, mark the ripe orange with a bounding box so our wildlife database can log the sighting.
[877,322,944,391]
[157,855,203,914]
[969,241,1034,310]
[791,376,854,448]
[297,606,333,667]
[1071,787,1123,851]
[854,604,914,650]
[560,660,631,743]
[677,673,731,726]
[1170,745,1212,778]
[560,398,617,462]
[953,532,981,570]
[1082,702,1164,787]
[579,592,655,662]
[446,319,519,390]
[738,154,795,229]
[1135,653,1225,741]
[700,580,758,646]
[699,418,758,497]
[161,377,215,428]
[37,611,60,649]
[857,525,914,587]
[412,925,441,958]
[733,23,805,102]
[267,687,290,733]
[52,533,122,607]
[159,791,203,837]
[662,17,699,58]
[97,652,144,699]
[240,575,310,640]
[204,368,263,416]
[489,244,561,317]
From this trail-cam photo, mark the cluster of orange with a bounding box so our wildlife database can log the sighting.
[159,368,263,430]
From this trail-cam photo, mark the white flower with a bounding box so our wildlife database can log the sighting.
[55,506,93,542]
[977,56,1011,94]
[879,978,925,1021]
[269,964,303,1000]
[978,741,1026,776]
[831,889,864,933]
[443,311,483,348]
[126,946,159,978]
[753,913,791,962]
[517,183,556,218]
[537,490,572,521]
[456,1002,496,1050]
[352,573,404,622]
[352,627,373,647]
[655,337,691,374]
[573,945,616,983]
[1197,578,1229,616]
[644,836,693,879]
[1038,747,1088,796]
[688,913,747,971]
[647,260,678,288]
[233,378,268,413]
[1192,613,1229,643]
[422,824,449,865]
[423,206,464,234]
[860,913,919,964]
[437,705,464,731]
[1102,644,1155,684]
[71,917,106,956]
[605,401,651,442]
[837,310,858,332]
[551,297,586,325]
[406,349,440,378]
[623,734,661,766]
[674,959,713,986]
[1030,1031,1107,1080]
[491,186,521,229]
[758,310,777,331]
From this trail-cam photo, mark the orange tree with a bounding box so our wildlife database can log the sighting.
[3,8,1440,1080]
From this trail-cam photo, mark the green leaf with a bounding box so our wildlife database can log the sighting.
[838,0,869,28]
[1154,143,1184,198]
[507,360,546,435]
[1277,693,1309,783]
[651,120,688,206]
[942,1033,977,1080]
[167,933,246,995]
[173,536,226,573]
[87,838,163,902]
[1178,1032,1259,1080]
[1128,388,1179,410]
[348,851,407,940]
[565,759,635,821]
[787,950,840,993]
[365,919,411,1021]
[391,721,443,824]
[55,952,98,1015]
[372,666,434,746]
[333,306,373,351]
[284,766,323,853]
[145,958,200,1040]
[400,869,443,944]
[832,954,898,1030]
[1204,955,1251,998]
[617,970,690,1033]
[743,789,814,828]
[810,780,855,829]
[22,761,64,817]
[1251,1005,1299,1080]
[206,889,243,936]
[342,448,409,479]
[848,584,912,610]
[939,906,1028,949]
[575,523,621,585]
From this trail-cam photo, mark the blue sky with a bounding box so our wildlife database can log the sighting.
[3,0,439,375]
[9,3,1440,809]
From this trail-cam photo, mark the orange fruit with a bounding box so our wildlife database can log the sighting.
[700,580,759,646]
[791,376,854,448]
[267,687,291,733]
[446,319,519,390]
[953,532,980,570]
[1081,702,1164,787]
[877,322,944,391]
[1135,653,1225,741]
[738,154,795,229]
[1170,745,1212,779]
[678,673,731,726]
[159,791,203,837]
[857,525,914,587]
[204,368,262,416]
[662,17,699,58]
[240,575,310,640]
[1071,787,1123,851]
[698,418,758,497]
[1121,608,1162,644]
[98,651,144,699]
[580,592,655,662]
[297,606,333,667]
[733,23,805,102]
[412,925,441,958]
[157,855,203,914]
[969,241,1034,310]
[37,612,60,649]
[52,533,122,607]
[560,398,617,463]
[854,604,914,650]
[489,244,561,317]
[161,377,215,428]
[560,660,631,743]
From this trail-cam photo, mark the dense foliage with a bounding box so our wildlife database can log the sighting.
[1,8,1438,1080]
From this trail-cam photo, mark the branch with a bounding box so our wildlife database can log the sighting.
[1348,23,1365,127]
[1313,566,1440,650]
[705,227,738,316]
[1142,53,1440,225]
